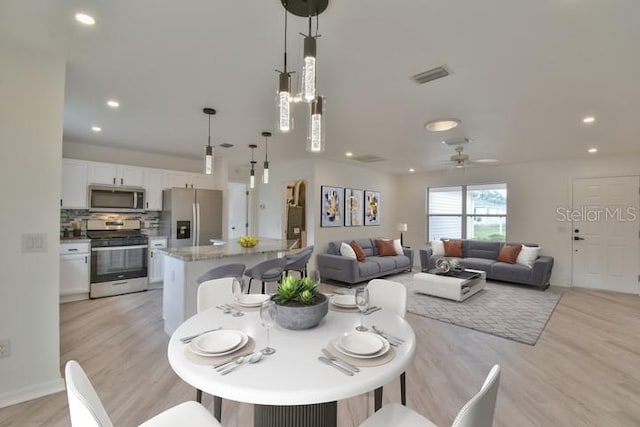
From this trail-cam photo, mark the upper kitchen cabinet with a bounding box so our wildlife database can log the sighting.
[144,168,164,211]
[164,171,191,189]
[61,159,89,209]
[88,162,145,187]
[190,173,217,190]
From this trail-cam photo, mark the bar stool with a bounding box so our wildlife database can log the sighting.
[196,263,246,284]
[244,258,287,294]
[284,245,314,278]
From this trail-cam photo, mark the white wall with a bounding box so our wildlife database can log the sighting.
[397,154,640,285]
[0,41,66,406]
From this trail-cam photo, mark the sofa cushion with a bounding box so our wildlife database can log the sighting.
[516,245,541,268]
[459,257,495,273]
[466,240,501,260]
[358,261,380,277]
[491,262,533,282]
[393,239,404,255]
[497,244,522,264]
[354,238,376,257]
[375,239,397,256]
[430,240,445,256]
[443,240,463,257]
[389,255,411,269]
[368,256,397,271]
[340,242,357,259]
[350,241,367,262]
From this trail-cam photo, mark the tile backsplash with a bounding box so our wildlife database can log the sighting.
[61,209,160,235]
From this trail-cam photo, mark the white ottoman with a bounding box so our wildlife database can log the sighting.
[413,269,486,302]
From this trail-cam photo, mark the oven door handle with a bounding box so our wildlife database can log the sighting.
[91,245,149,252]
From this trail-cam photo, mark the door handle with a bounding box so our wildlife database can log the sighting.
[573,236,585,241]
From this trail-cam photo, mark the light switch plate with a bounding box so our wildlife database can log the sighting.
[22,233,47,253]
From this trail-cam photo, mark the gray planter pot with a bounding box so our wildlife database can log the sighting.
[273,293,329,330]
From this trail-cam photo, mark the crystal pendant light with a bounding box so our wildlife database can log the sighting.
[262,132,272,184]
[307,96,324,153]
[276,6,293,132]
[203,108,216,175]
[301,15,317,102]
[249,144,257,189]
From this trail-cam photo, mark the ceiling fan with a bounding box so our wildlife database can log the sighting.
[446,144,498,169]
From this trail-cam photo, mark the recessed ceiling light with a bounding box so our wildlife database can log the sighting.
[75,13,96,26]
[107,100,120,108]
[425,119,460,132]
[582,116,595,124]
[588,148,598,153]
[345,152,353,157]
[91,126,102,132]
[409,168,415,172]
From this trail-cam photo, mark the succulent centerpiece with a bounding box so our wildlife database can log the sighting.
[272,275,328,330]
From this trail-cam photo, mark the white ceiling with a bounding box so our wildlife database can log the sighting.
[4,0,640,173]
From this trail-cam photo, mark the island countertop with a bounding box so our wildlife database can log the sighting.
[157,237,298,262]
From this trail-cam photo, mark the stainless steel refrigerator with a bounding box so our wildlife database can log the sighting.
[160,188,223,247]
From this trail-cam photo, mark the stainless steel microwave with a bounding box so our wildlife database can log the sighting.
[88,185,146,212]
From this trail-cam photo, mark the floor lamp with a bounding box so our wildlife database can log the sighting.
[397,223,408,246]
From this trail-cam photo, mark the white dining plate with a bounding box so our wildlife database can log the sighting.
[338,332,385,355]
[237,294,270,307]
[190,330,247,357]
[334,333,391,359]
[331,294,357,308]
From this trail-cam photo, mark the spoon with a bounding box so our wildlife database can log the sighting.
[213,352,254,371]
[220,351,263,375]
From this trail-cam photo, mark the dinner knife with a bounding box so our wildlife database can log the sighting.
[318,357,354,376]
[321,349,360,373]
[364,307,381,315]
[179,327,222,343]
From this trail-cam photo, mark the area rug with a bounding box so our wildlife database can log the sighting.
[390,273,562,345]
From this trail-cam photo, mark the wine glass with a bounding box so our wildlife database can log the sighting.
[309,270,321,287]
[260,299,277,355]
[355,287,369,332]
[231,278,245,317]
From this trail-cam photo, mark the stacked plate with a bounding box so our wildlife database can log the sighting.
[189,329,249,357]
[236,294,270,308]
[334,332,390,359]
[331,294,357,309]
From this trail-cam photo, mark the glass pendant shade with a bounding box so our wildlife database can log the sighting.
[302,36,317,102]
[278,72,292,132]
[250,168,256,189]
[307,96,325,153]
[204,144,214,175]
[263,161,269,184]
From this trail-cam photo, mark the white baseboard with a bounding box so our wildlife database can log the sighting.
[0,377,65,409]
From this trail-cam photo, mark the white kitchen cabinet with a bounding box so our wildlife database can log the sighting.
[148,237,167,284]
[60,242,90,303]
[144,168,164,210]
[88,162,144,187]
[164,171,192,189]
[191,173,217,190]
[61,159,89,209]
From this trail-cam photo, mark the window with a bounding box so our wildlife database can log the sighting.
[427,183,507,242]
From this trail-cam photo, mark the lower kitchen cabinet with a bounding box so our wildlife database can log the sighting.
[148,237,168,285]
[60,242,90,303]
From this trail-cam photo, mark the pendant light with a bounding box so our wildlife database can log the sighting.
[301,14,317,102]
[203,107,216,175]
[307,96,324,152]
[276,5,293,132]
[249,144,257,189]
[262,131,272,184]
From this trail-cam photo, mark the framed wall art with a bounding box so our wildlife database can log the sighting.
[364,190,381,226]
[344,188,364,227]
[320,186,344,227]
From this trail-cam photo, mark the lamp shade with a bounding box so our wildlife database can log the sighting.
[397,223,408,232]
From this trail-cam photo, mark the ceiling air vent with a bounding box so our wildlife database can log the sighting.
[351,154,387,163]
[411,65,450,85]
[219,143,234,148]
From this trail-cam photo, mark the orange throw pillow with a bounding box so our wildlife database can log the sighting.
[350,241,367,262]
[443,239,463,257]
[497,244,522,264]
[375,239,397,257]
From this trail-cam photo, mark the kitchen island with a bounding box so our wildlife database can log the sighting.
[159,238,297,334]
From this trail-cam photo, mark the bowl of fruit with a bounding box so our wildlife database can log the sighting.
[237,236,259,248]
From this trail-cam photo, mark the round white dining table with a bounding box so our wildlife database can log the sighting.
[167,300,416,427]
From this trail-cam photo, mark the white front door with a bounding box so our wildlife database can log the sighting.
[572,176,640,294]
[227,182,248,239]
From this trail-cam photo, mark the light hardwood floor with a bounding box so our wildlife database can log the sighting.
[1,283,639,427]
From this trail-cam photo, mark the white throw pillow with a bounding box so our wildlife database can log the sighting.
[340,242,357,259]
[393,239,404,255]
[516,245,541,268]
[430,240,445,256]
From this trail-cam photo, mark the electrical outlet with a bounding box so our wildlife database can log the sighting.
[0,338,10,358]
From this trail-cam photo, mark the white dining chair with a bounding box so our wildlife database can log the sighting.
[197,277,235,312]
[64,360,221,427]
[359,365,501,427]
[367,279,408,408]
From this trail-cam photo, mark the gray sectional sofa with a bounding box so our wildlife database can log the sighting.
[317,238,414,285]
[420,239,553,288]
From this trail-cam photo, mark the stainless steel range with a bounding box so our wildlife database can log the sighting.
[87,219,148,298]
